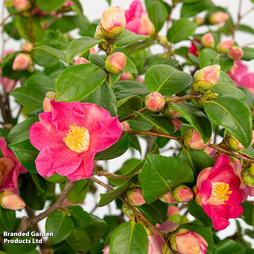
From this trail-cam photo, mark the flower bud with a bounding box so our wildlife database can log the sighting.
[43,92,55,112]
[100,6,126,39]
[216,40,234,54]
[183,129,212,150]
[162,98,184,118]
[94,25,104,40]
[102,245,110,254]
[159,191,177,204]
[209,11,229,25]
[121,121,130,131]
[138,12,155,37]
[63,1,73,7]
[193,17,204,26]
[242,168,254,187]
[126,187,146,206]
[169,228,208,254]
[167,205,180,217]
[228,46,243,61]
[193,65,220,92]
[201,33,215,48]
[171,185,194,203]
[172,118,182,133]
[73,57,89,65]
[13,0,31,11]
[105,52,127,74]
[122,204,134,220]
[200,90,218,103]
[0,191,25,210]
[2,78,16,93]
[228,131,254,151]
[12,53,31,71]
[120,72,135,81]
[22,42,33,53]
[145,92,165,112]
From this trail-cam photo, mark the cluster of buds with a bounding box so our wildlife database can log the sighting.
[242,164,254,187]
[216,40,243,60]
[0,191,25,210]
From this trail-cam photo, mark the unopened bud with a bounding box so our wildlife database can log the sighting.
[22,42,33,53]
[13,0,31,11]
[201,33,215,48]
[200,90,218,103]
[0,191,25,210]
[43,92,55,112]
[105,52,127,74]
[73,57,89,65]
[145,92,165,112]
[193,64,220,92]
[228,131,254,151]
[159,191,177,204]
[184,129,212,150]
[100,6,126,39]
[228,46,243,61]
[120,72,135,81]
[242,168,254,187]
[126,188,146,206]
[121,121,130,131]
[12,53,31,71]
[169,228,208,254]
[216,40,234,54]
[172,185,194,203]
[122,204,134,220]
[172,118,182,134]
[162,99,184,118]
[89,48,97,55]
[193,17,204,26]
[167,205,180,217]
[209,11,229,25]
[63,1,73,7]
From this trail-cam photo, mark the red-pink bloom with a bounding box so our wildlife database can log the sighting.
[125,0,155,36]
[228,60,248,85]
[29,100,122,181]
[102,245,109,254]
[0,138,27,191]
[196,155,243,230]
[188,39,200,56]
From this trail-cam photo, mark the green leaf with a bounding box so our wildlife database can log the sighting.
[147,1,167,32]
[135,112,175,134]
[211,71,246,100]
[7,117,38,144]
[199,48,219,68]
[123,57,138,74]
[214,239,245,254]
[239,147,254,159]
[109,73,122,85]
[46,173,67,183]
[89,54,105,68]
[172,102,212,143]
[139,154,194,203]
[10,87,44,109]
[55,63,107,102]
[65,37,99,64]
[83,81,117,117]
[241,202,254,226]
[34,45,66,62]
[26,73,55,93]
[32,49,59,68]
[238,24,254,35]
[181,0,212,18]
[35,0,67,12]
[167,18,197,43]
[145,64,192,95]
[85,215,107,241]
[128,117,153,131]
[0,207,15,231]
[242,47,254,61]
[118,96,143,114]
[129,135,141,154]
[112,30,148,48]
[46,211,74,244]
[148,56,178,68]
[204,97,252,148]
[98,176,137,207]
[95,133,130,160]
[109,222,148,254]
[8,139,39,173]
[69,206,93,228]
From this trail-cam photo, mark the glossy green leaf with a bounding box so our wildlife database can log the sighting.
[172,102,212,143]
[0,207,15,231]
[204,97,252,148]
[199,48,219,68]
[109,222,148,254]
[123,57,138,74]
[112,30,148,48]
[89,54,105,68]
[85,215,107,241]
[32,49,59,67]
[128,117,153,131]
[238,24,254,35]
[145,64,193,95]
[10,87,44,109]
[148,56,178,68]
[34,45,66,61]
[46,211,74,244]
[69,206,93,228]
[139,154,194,203]
[26,73,55,93]
[95,133,130,160]
[241,202,254,226]
[65,37,99,64]
[109,73,122,85]
[181,0,212,18]
[167,18,197,43]
[239,147,254,159]
[242,47,254,61]
[35,0,67,12]
[55,63,107,102]
[118,96,143,114]
[214,239,245,254]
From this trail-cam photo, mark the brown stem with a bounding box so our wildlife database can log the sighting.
[0,235,4,245]
[95,171,130,180]
[120,107,147,122]
[17,180,77,233]
[0,13,11,27]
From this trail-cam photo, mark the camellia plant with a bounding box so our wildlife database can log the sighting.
[1,0,254,253]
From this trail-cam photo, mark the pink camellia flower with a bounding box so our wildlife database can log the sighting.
[29,100,122,181]
[125,0,155,36]
[188,39,200,57]
[227,60,248,85]
[196,154,243,230]
[0,138,27,191]
[238,73,254,95]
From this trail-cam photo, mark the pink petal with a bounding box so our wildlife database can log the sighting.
[125,19,141,34]
[156,221,178,233]
[210,212,230,230]
[35,143,82,178]
[200,179,212,205]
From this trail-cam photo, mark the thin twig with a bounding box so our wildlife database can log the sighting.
[0,13,11,27]
[95,171,130,180]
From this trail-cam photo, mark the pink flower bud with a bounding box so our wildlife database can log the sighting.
[102,245,110,254]
[167,205,180,217]
[228,131,254,151]
[22,42,33,53]
[228,47,243,61]
[89,48,97,55]
[193,65,220,92]
[100,6,126,38]
[12,53,31,71]
[162,98,184,118]
[120,72,135,81]
[183,129,212,150]
[126,187,146,206]
[209,11,229,25]
[170,228,208,254]
[172,185,194,203]
[63,1,73,7]
[201,33,215,48]
[0,191,25,210]
[159,191,177,204]
[73,57,89,65]
[2,78,16,93]
[172,118,182,133]
[43,92,55,112]
[121,121,130,131]
[145,92,165,112]
[216,40,234,54]
[105,52,127,74]
[193,17,204,26]
[13,0,31,11]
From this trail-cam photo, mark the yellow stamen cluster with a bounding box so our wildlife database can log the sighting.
[211,183,232,205]
[63,125,90,153]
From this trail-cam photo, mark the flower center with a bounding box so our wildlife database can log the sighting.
[209,183,232,205]
[63,125,90,153]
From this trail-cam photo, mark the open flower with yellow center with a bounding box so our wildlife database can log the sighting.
[196,155,243,230]
[29,100,122,181]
